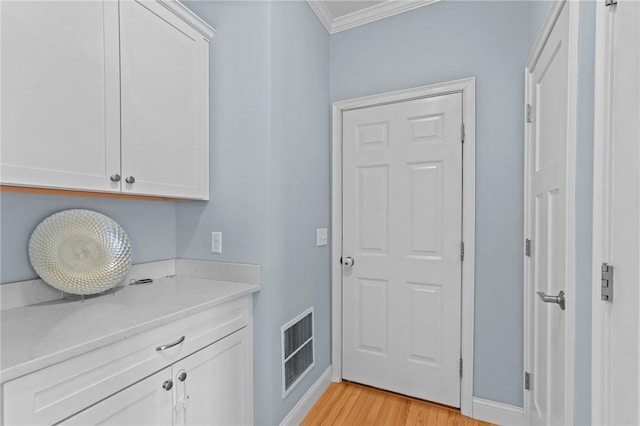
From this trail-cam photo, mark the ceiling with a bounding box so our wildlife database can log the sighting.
[306,0,441,34]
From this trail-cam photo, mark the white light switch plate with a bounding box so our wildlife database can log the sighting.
[211,232,222,254]
[317,228,328,247]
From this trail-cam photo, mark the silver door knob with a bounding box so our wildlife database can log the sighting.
[162,380,173,391]
[536,290,565,310]
[110,174,121,182]
[178,371,187,382]
[125,176,135,184]
[342,257,354,268]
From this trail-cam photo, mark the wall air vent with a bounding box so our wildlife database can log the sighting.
[281,307,315,398]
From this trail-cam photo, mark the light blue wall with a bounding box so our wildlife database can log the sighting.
[176,0,272,266]
[269,1,331,423]
[330,1,528,406]
[0,192,176,283]
[179,2,330,424]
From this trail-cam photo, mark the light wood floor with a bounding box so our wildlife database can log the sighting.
[302,382,494,426]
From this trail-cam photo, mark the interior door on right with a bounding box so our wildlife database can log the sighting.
[525,2,573,425]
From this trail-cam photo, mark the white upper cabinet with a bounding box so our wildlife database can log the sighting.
[1,0,121,192]
[120,0,210,199]
[0,0,213,200]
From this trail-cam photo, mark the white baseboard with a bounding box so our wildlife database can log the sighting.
[473,397,523,426]
[280,366,332,426]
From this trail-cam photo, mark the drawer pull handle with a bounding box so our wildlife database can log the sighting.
[156,335,185,352]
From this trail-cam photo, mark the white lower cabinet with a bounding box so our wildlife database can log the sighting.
[60,328,252,426]
[2,297,254,426]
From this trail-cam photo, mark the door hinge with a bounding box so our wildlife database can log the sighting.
[525,239,531,257]
[601,262,614,301]
[605,0,617,6]
[526,104,532,123]
[461,123,465,143]
[460,358,463,377]
[460,242,465,261]
[525,372,531,390]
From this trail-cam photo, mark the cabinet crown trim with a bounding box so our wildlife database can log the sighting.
[156,0,216,40]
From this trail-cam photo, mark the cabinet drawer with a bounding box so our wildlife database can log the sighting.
[3,296,250,426]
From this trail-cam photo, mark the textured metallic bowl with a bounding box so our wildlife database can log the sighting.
[28,209,132,295]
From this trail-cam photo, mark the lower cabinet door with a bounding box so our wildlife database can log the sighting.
[173,327,253,426]
[59,368,173,426]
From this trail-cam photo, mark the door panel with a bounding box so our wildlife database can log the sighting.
[357,166,389,254]
[342,93,463,407]
[356,278,388,354]
[526,3,572,425]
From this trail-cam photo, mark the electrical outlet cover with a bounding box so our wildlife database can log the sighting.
[316,228,328,247]
[211,232,222,253]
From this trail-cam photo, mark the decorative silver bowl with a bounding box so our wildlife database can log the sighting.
[28,209,132,295]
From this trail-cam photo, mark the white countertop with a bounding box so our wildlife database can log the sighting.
[0,275,260,383]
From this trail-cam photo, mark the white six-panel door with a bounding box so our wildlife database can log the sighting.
[342,93,463,407]
[525,2,575,424]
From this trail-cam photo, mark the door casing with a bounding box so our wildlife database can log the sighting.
[591,0,640,423]
[523,1,579,424]
[330,78,476,417]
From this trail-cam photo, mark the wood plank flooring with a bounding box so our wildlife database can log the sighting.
[302,382,494,426]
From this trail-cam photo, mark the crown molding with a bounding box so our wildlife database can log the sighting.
[307,0,441,34]
[307,0,334,33]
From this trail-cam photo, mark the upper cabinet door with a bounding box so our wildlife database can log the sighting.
[119,0,210,200]
[1,0,121,192]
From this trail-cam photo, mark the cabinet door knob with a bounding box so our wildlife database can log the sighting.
[110,174,121,182]
[125,176,135,184]
[178,371,187,382]
[162,380,173,391]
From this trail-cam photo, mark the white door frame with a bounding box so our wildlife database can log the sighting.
[330,77,476,416]
[590,2,610,422]
[591,0,639,423]
[523,1,579,424]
